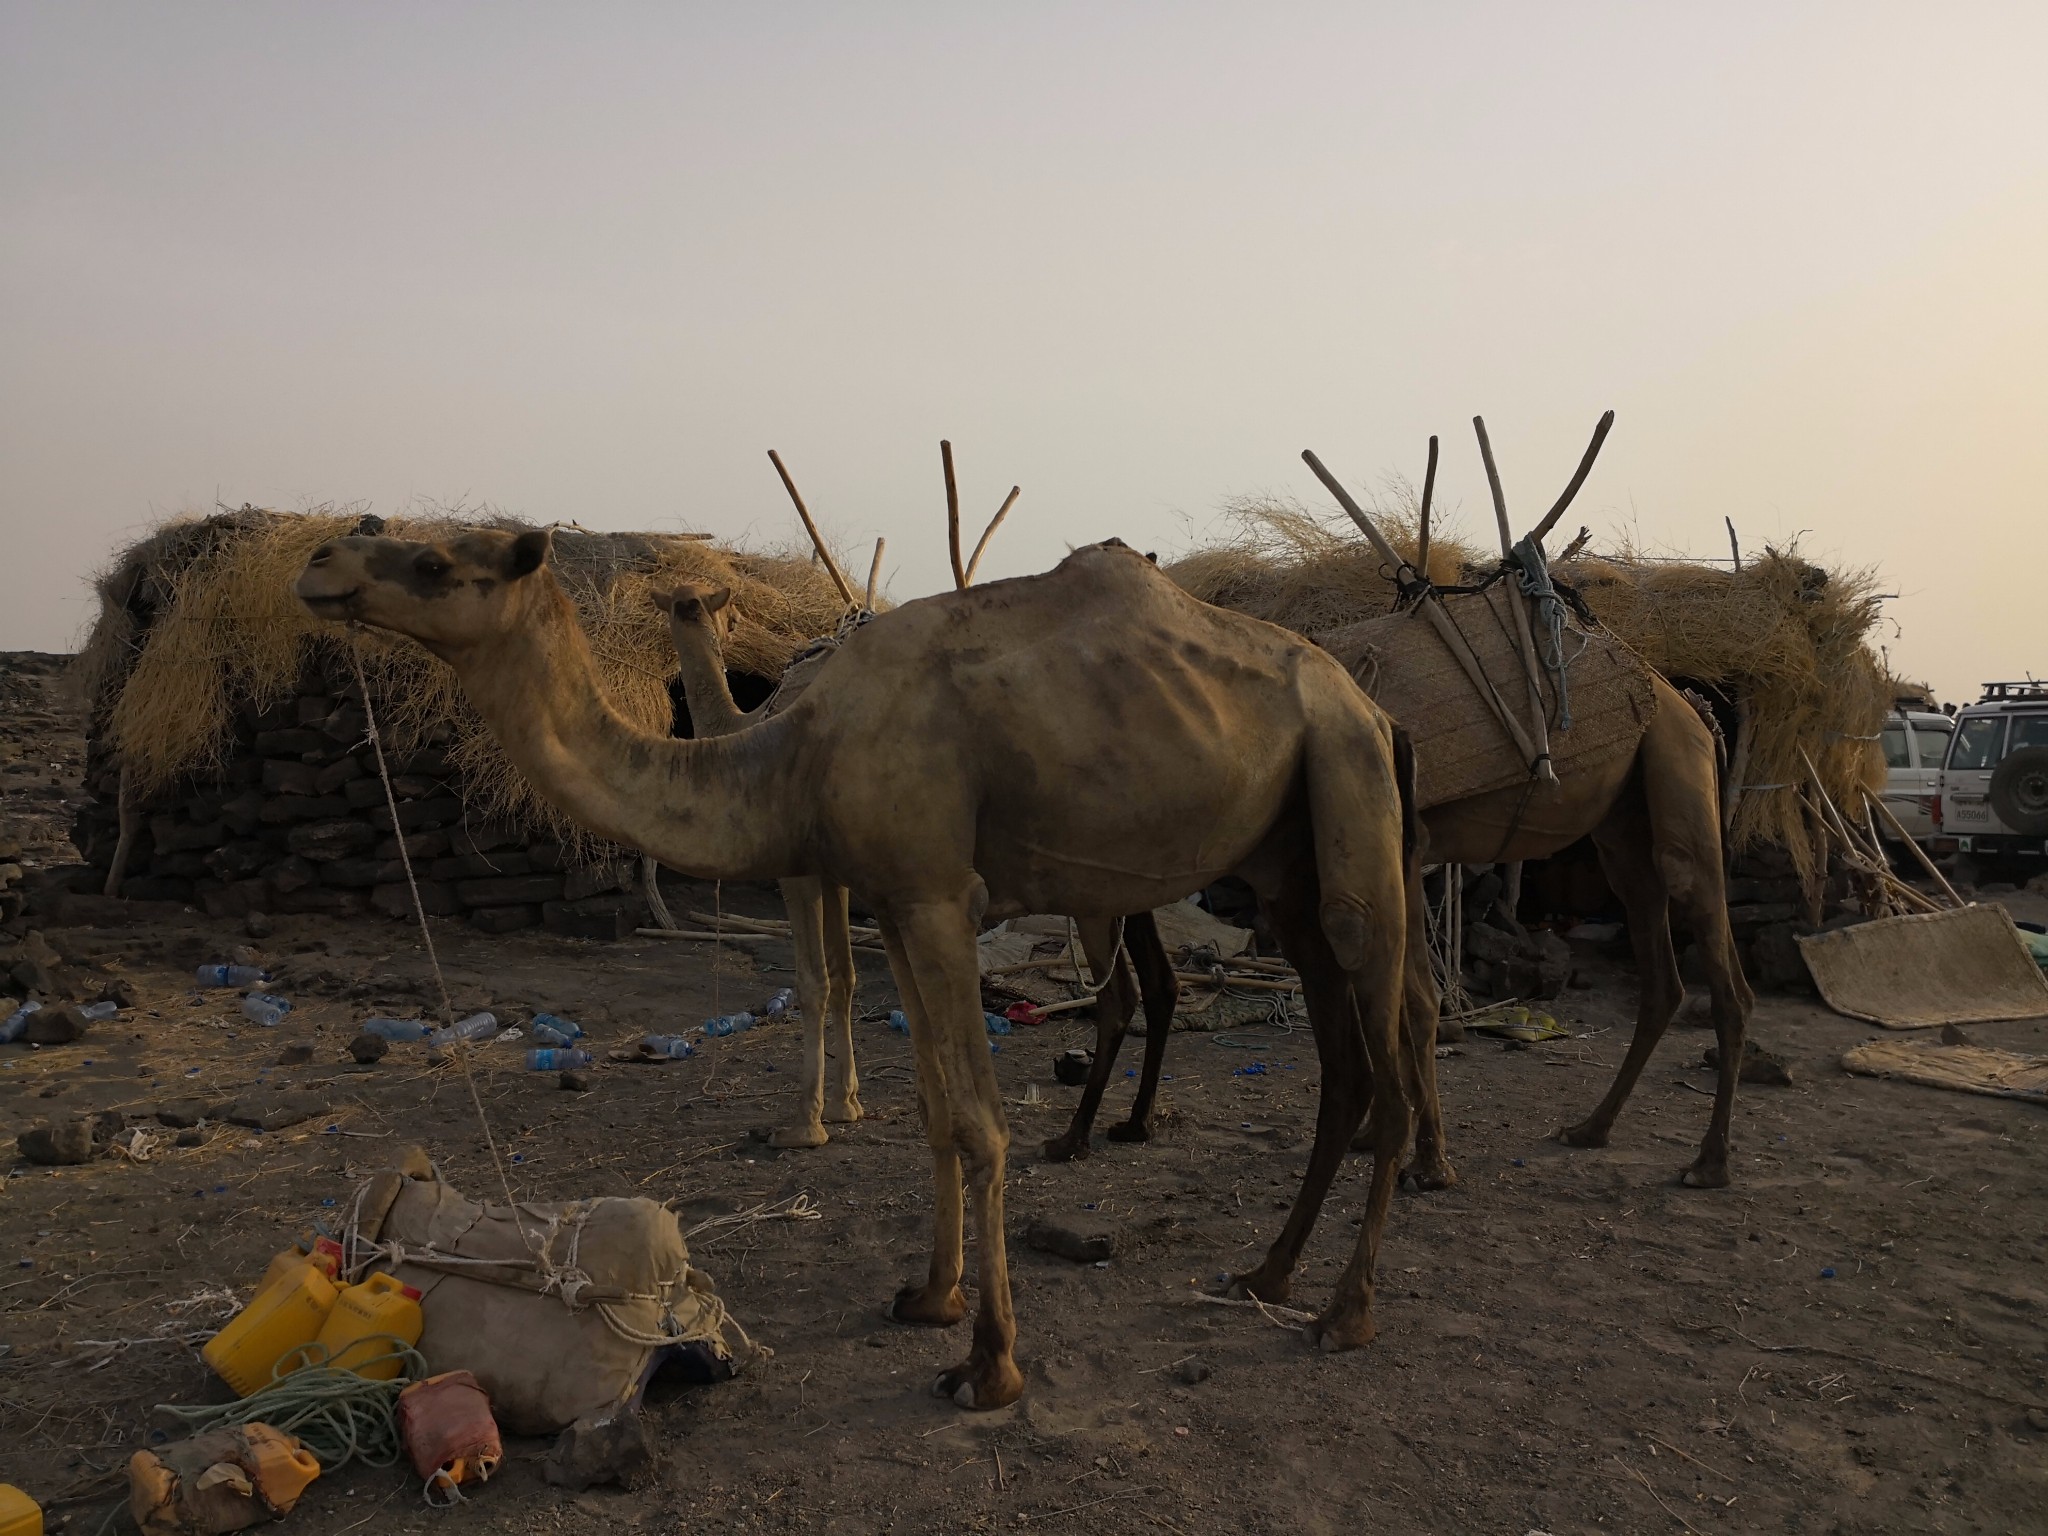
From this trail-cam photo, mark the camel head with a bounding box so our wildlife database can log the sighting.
[650,580,737,652]
[294,527,556,657]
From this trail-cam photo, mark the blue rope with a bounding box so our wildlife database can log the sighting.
[1510,536,1578,733]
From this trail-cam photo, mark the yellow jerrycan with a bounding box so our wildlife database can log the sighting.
[0,1484,42,1536]
[256,1236,343,1297]
[314,1272,424,1379]
[202,1263,340,1397]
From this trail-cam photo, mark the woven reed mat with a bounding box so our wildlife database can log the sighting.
[1841,1037,2048,1105]
[1317,586,1657,809]
[1798,904,2048,1028]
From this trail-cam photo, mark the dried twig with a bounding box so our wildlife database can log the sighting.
[964,487,1020,587]
[866,538,885,610]
[941,440,966,591]
[768,449,855,606]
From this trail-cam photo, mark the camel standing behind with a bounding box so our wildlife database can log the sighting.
[298,530,1417,1409]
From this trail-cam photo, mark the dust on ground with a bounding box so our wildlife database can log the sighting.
[3,651,2045,1536]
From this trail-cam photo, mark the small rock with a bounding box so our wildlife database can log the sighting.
[2025,1407,2048,1434]
[1939,1024,1973,1047]
[88,1109,125,1145]
[174,1128,205,1148]
[276,1043,315,1067]
[224,1092,320,1132]
[544,1407,662,1491]
[1025,1215,1121,1264]
[1703,1039,1794,1087]
[1172,1357,1211,1385]
[559,1070,592,1092]
[23,1002,91,1045]
[156,1099,207,1129]
[18,1119,96,1165]
[346,1031,389,1065]
[244,911,274,939]
[99,977,140,1010]
[1053,1049,1094,1086]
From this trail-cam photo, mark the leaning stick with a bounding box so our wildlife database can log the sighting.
[866,537,885,610]
[1473,417,1558,785]
[1302,450,1539,765]
[103,762,137,899]
[963,487,1020,587]
[767,449,856,607]
[1415,435,1439,579]
[941,440,967,591]
[1526,409,1615,546]
[641,855,679,930]
[1862,785,1966,909]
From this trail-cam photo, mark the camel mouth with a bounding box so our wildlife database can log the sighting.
[297,584,362,618]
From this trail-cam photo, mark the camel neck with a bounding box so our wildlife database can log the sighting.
[447,587,807,880]
[667,622,751,737]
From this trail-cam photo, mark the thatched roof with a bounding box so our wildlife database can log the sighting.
[1165,498,1889,868]
[75,505,853,841]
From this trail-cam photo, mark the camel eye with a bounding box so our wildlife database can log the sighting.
[415,553,453,582]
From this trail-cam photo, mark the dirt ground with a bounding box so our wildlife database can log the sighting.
[4,651,2047,1536]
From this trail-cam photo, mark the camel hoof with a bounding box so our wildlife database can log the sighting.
[824,1093,864,1125]
[1556,1120,1610,1150]
[1681,1161,1731,1190]
[1104,1119,1151,1144]
[1225,1268,1291,1306]
[1040,1134,1087,1163]
[889,1283,967,1328]
[1402,1157,1458,1192]
[769,1123,829,1149]
[1307,1306,1377,1353]
[934,1357,1024,1411]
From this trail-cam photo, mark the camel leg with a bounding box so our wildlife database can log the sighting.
[1107,911,1179,1144]
[769,876,831,1149]
[1226,884,1372,1307]
[1396,856,1456,1190]
[1042,920,1138,1162]
[820,882,864,1124]
[892,901,1025,1410]
[1559,787,1683,1153]
[878,923,968,1331]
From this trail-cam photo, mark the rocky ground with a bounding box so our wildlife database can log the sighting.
[3,651,2046,1536]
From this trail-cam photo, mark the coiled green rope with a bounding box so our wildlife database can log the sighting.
[154,1336,427,1471]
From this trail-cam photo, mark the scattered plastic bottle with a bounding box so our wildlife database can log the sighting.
[426,1012,498,1047]
[79,1001,121,1022]
[641,1034,697,1059]
[701,1011,756,1038]
[530,1013,585,1047]
[360,1017,431,1043]
[983,1011,1012,1036]
[887,1009,910,1035]
[196,964,269,988]
[758,988,796,1019]
[240,994,293,1028]
[526,1048,592,1071]
[1,1001,43,1044]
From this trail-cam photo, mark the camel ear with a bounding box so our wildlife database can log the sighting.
[701,584,731,614]
[506,528,553,580]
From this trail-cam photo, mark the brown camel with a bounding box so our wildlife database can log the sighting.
[297,528,1416,1408]
[655,577,1182,1162]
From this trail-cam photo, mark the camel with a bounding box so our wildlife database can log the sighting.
[654,577,1184,1160]
[297,527,1417,1408]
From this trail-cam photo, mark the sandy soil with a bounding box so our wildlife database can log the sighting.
[4,653,2046,1536]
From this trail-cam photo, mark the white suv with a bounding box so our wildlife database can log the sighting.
[1880,708,1953,841]
[1940,682,2048,879]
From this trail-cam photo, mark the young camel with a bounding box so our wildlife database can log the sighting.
[653,579,1182,1161]
[298,529,1417,1409]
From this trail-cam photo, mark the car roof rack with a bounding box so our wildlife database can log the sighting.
[1977,681,2048,703]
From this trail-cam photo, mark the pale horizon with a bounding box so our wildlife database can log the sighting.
[3,3,2043,706]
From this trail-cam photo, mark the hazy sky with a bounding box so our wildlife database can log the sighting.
[4,3,2043,703]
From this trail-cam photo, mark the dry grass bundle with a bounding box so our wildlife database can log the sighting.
[77,506,855,847]
[1166,502,1888,869]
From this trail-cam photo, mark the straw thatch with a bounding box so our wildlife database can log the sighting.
[1166,498,1889,871]
[76,505,854,846]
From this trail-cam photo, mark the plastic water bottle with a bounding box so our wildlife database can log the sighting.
[701,1011,755,1038]
[758,988,796,1019]
[530,1013,585,1047]
[196,964,269,988]
[361,1017,431,1042]
[1,1000,41,1044]
[527,1047,593,1071]
[80,1001,121,1022]
[983,1011,1012,1036]
[427,1011,498,1047]
[887,1009,910,1034]
[641,1034,696,1059]
[240,993,292,1027]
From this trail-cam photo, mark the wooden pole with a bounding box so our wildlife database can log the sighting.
[103,763,136,899]
[865,537,885,610]
[1526,409,1615,546]
[1415,435,1439,579]
[1472,418,1558,785]
[1302,449,1540,764]
[963,487,1020,587]
[941,440,967,591]
[766,450,855,607]
[1725,517,1742,571]
[1863,786,1967,908]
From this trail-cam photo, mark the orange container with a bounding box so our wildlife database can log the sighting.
[398,1371,502,1499]
[202,1264,340,1397]
[0,1484,41,1536]
[128,1423,318,1533]
[313,1272,423,1379]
